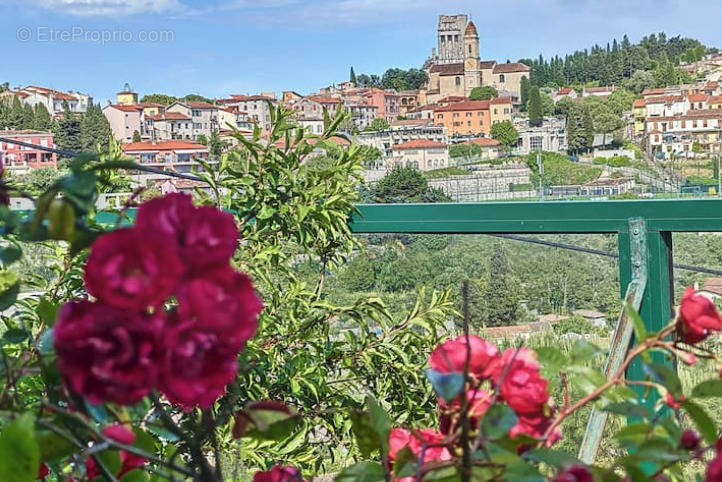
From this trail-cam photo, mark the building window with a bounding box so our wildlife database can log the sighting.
[468,45,472,54]
[499,74,505,83]
[455,77,461,86]
[530,136,543,150]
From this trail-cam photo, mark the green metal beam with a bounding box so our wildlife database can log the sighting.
[349,199,722,234]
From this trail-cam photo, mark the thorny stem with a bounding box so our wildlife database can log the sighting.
[459,281,472,482]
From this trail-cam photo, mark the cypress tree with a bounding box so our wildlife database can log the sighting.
[482,243,521,327]
[520,76,530,112]
[80,104,111,152]
[21,103,35,129]
[350,66,357,85]
[9,96,25,129]
[528,86,543,127]
[582,105,595,151]
[33,103,52,131]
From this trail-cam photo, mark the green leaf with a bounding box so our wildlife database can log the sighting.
[36,430,76,461]
[3,328,28,344]
[569,340,602,364]
[393,446,417,478]
[425,370,464,404]
[0,413,40,482]
[243,406,299,442]
[692,379,722,398]
[335,461,386,482]
[523,448,581,469]
[625,302,647,341]
[257,205,275,220]
[682,400,718,445]
[37,298,59,327]
[480,403,517,440]
[131,428,157,454]
[84,400,110,423]
[536,346,567,372]
[502,461,545,482]
[366,396,391,455]
[93,450,122,477]
[0,245,22,266]
[602,401,652,419]
[350,411,380,458]
[642,362,682,395]
[121,469,150,482]
[37,329,54,355]
[614,422,652,446]
[0,270,20,311]
[423,465,460,481]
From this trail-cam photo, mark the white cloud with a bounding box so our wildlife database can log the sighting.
[23,0,187,16]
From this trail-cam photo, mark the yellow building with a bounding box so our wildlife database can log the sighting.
[116,83,138,105]
[633,98,646,135]
[709,95,722,109]
[489,97,513,125]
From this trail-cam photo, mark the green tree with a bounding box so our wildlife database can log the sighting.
[482,242,521,326]
[372,166,448,203]
[132,130,142,142]
[8,96,25,129]
[14,166,63,195]
[208,130,227,156]
[528,86,543,127]
[469,86,498,101]
[490,120,519,150]
[338,255,375,291]
[52,114,82,153]
[582,105,595,150]
[33,103,52,131]
[364,118,390,132]
[80,104,111,151]
[350,66,357,85]
[554,97,576,117]
[520,76,531,112]
[627,70,655,94]
[540,91,555,116]
[197,134,208,145]
[21,103,35,129]
[140,93,178,105]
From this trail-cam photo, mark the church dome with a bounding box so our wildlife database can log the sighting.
[464,21,478,36]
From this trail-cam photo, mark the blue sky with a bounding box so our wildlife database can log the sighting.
[0,0,720,103]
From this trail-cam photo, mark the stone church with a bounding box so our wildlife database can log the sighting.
[420,14,530,105]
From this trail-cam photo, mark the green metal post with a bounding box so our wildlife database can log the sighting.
[627,230,675,410]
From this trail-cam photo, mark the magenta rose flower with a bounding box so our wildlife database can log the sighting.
[86,424,147,479]
[494,348,550,416]
[84,227,183,310]
[681,429,701,451]
[176,265,263,348]
[439,388,492,433]
[708,453,722,482]
[159,314,240,410]
[253,466,303,482]
[53,301,165,405]
[552,465,594,482]
[509,413,561,447]
[388,428,452,464]
[429,335,499,380]
[678,287,722,344]
[136,193,239,274]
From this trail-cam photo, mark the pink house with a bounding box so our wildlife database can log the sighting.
[122,140,208,174]
[0,130,58,173]
[362,88,400,122]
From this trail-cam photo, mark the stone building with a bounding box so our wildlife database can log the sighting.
[420,15,530,105]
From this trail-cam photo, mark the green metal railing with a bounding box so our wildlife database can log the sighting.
[349,198,722,462]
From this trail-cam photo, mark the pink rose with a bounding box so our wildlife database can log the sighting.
[388,428,451,464]
[160,314,240,410]
[708,454,722,482]
[136,193,239,274]
[510,413,561,448]
[37,463,50,479]
[86,425,147,479]
[681,429,701,451]
[552,465,594,482]
[53,301,165,405]
[439,389,491,433]
[253,466,303,482]
[176,265,263,349]
[84,227,183,310]
[429,335,499,380]
[678,287,722,344]
[494,348,550,416]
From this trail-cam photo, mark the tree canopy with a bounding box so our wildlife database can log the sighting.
[469,86,498,101]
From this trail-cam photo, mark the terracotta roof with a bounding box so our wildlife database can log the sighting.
[642,88,666,96]
[429,63,464,75]
[108,104,143,112]
[408,104,437,113]
[492,62,531,74]
[0,129,53,136]
[574,309,606,318]
[306,95,341,104]
[468,137,500,146]
[633,99,646,108]
[688,93,707,102]
[464,21,478,36]
[139,102,165,108]
[645,95,684,104]
[490,96,512,105]
[479,60,497,69]
[701,278,722,296]
[584,86,615,93]
[558,88,573,95]
[229,94,275,101]
[708,95,722,104]
[392,139,447,150]
[438,96,467,103]
[122,141,208,151]
[186,101,216,109]
[434,100,490,112]
[148,112,190,121]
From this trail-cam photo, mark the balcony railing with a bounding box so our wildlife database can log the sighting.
[348,198,722,462]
